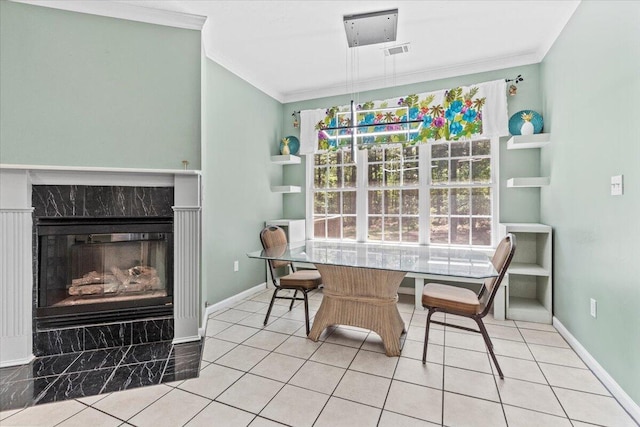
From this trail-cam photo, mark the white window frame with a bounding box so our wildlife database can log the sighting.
[305,136,499,247]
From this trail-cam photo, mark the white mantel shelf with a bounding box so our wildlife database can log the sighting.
[0,164,202,188]
[0,163,201,175]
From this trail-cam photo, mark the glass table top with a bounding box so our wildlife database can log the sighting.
[247,240,497,279]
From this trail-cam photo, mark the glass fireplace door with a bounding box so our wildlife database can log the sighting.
[37,218,173,323]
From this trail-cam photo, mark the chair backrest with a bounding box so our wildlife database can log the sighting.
[259,226,291,271]
[478,233,516,317]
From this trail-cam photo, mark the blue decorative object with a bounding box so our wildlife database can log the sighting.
[509,110,543,135]
[280,136,300,155]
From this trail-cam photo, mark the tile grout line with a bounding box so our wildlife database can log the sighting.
[516,322,594,424]
[308,325,370,426]
[384,307,428,426]
[491,320,513,427]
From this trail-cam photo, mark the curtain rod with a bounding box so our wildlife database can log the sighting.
[505,74,524,84]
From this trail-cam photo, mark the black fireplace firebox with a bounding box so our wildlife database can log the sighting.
[36,217,173,328]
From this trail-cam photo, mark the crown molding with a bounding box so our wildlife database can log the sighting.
[535,0,581,61]
[10,0,206,30]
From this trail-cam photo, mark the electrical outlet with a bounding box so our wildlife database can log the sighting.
[233,260,239,272]
[590,298,597,318]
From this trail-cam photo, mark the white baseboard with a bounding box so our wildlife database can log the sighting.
[172,335,201,345]
[397,286,415,295]
[553,317,640,424]
[0,354,35,369]
[200,283,266,331]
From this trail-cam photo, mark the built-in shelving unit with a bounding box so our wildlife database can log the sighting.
[270,154,301,193]
[506,133,550,188]
[494,134,553,323]
[500,222,553,324]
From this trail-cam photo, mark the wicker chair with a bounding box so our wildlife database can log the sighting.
[422,233,516,379]
[260,226,322,335]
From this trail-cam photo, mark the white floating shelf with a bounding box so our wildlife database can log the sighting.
[508,297,552,323]
[508,262,549,276]
[270,154,301,165]
[271,185,301,193]
[507,177,550,188]
[507,133,551,150]
[500,222,551,233]
[500,223,552,233]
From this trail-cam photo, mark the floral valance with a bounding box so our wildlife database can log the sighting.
[298,79,507,154]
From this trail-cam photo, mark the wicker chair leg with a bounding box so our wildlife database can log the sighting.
[303,290,310,335]
[476,318,504,379]
[264,288,279,326]
[289,289,298,311]
[422,308,435,364]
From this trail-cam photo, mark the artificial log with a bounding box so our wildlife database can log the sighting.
[69,265,162,296]
[71,271,103,286]
[110,266,131,286]
[69,281,119,296]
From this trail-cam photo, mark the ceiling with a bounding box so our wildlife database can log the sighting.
[26,0,581,103]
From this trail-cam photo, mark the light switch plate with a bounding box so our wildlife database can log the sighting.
[611,175,623,196]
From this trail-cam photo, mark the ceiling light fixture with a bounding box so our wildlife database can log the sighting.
[343,9,398,48]
[321,9,403,160]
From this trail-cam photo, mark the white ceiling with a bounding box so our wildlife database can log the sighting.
[23,0,581,103]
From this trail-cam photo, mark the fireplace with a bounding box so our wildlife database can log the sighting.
[1,166,201,365]
[28,184,181,355]
[36,217,174,328]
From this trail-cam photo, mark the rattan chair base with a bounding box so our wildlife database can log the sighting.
[308,264,407,356]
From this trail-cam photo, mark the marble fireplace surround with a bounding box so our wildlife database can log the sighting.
[0,164,202,367]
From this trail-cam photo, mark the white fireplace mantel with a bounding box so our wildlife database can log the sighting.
[0,164,202,367]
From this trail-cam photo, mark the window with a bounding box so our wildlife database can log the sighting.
[429,139,493,246]
[312,150,357,240]
[308,138,498,247]
[367,145,420,243]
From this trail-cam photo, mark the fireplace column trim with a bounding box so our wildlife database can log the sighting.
[172,206,201,343]
[0,209,35,367]
[172,173,202,344]
[0,169,35,367]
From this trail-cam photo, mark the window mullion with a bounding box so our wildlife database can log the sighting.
[356,148,368,242]
[305,154,314,239]
[491,136,499,247]
[419,143,429,245]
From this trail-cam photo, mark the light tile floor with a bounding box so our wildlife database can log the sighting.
[1,289,637,427]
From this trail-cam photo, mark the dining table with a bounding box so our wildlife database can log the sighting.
[247,240,497,356]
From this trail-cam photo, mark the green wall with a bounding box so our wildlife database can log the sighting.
[282,64,544,224]
[201,59,283,305]
[540,1,640,405]
[0,1,201,169]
